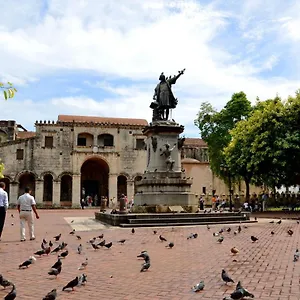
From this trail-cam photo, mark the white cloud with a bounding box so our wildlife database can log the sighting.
[1,0,300,137]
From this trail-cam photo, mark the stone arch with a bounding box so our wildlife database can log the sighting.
[18,171,36,196]
[134,174,143,195]
[77,132,94,147]
[57,171,73,181]
[117,175,127,199]
[81,157,109,204]
[43,173,53,202]
[0,176,10,197]
[40,171,57,181]
[15,170,38,182]
[60,174,72,203]
[97,133,114,147]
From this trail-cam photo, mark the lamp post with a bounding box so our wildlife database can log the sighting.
[220,164,233,212]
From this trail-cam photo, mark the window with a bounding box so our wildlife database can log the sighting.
[98,134,114,147]
[202,187,206,194]
[16,149,24,160]
[77,137,87,146]
[45,136,53,148]
[136,139,145,150]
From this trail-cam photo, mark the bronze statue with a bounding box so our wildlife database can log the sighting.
[160,143,176,171]
[151,69,185,121]
[151,136,158,152]
[177,137,185,149]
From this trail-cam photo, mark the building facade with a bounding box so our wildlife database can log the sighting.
[0,116,262,207]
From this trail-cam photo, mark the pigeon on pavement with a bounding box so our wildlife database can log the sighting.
[4,284,16,300]
[231,247,239,255]
[78,258,88,270]
[166,242,174,249]
[251,236,258,242]
[159,235,167,242]
[58,250,69,258]
[192,280,205,292]
[51,258,62,270]
[0,274,12,288]
[48,266,62,278]
[42,289,57,300]
[53,234,61,241]
[19,256,36,269]
[78,244,82,254]
[221,269,234,284]
[140,261,151,272]
[62,276,79,291]
[293,249,299,262]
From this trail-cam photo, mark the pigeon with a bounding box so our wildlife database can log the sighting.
[97,234,104,239]
[60,242,68,250]
[137,251,150,262]
[59,250,69,258]
[41,242,46,250]
[269,220,274,224]
[69,229,75,235]
[227,227,231,233]
[207,225,210,230]
[217,236,224,243]
[76,235,82,240]
[78,258,88,270]
[78,244,82,254]
[48,266,62,278]
[231,247,239,255]
[297,220,299,224]
[213,232,219,237]
[271,231,275,235]
[153,230,157,234]
[230,281,254,299]
[219,229,224,234]
[49,240,53,247]
[140,261,151,272]
[118,239,126,244]
[251,235,258,242]
[44,246,51,255]
[88,237,96,244]
[97,240,106,247]
[166,242,174,249]
[62,276,79,291]
[51,258,62,270]
[4,284,16,300]
[78,274,88,286]
[293,249,299,262]
[19,256,36,269]
[238,226,241,233]
[131,228,135,234]
[187,233,197,239]
[234,231,238,235]
[277,219,282,224]
[10,214,14,218]
[159,235,167,242]
[43,289,57,300]
[288,229,293,236]
[71,220,74,223]
[0,274,12,288]
[53,234,61,241]
[51,245,61,254]
[192,280,205,292]
[34,249,46,256]
[221,269,234,284]
[104,242,113,249]
[92,243,100,250]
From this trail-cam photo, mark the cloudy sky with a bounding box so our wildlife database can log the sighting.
[1,0,300,137]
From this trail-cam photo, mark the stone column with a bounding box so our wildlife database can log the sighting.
[53,180,61,206]
[35,179,44,204]
[127,180,134,202]
[9,182,19,205]
[72,174,81,207]
[109,173,118,202]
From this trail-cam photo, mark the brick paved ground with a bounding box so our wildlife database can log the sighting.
[0,209,300,300]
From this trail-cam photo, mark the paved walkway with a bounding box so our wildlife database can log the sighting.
[0,209,300,299]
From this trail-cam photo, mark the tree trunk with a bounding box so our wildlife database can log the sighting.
[244,178,250,202]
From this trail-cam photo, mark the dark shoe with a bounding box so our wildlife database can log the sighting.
[21,239,26,242]
[30,237,35,241]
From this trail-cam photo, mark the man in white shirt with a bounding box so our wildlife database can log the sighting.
[0,182,9,241]
[17,186,40,242]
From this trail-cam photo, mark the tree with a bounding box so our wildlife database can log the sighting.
[194,92,252,184]
[0,82,17,100]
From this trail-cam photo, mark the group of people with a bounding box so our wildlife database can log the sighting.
[0,182,40,242]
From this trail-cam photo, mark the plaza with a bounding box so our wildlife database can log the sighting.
[0,209,299,299]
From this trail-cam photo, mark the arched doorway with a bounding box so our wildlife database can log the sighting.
[18,172,35,196]
[134,175,142,195]
[43,174,53,202]
[81,158,109,204]
[117,175,127,199]
[60,175,72,203]
[0,177,10,197]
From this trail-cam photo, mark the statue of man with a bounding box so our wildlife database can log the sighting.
[152,69,185,120]
[160,143,177,171]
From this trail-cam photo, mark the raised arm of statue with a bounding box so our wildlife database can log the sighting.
[167,68,185,85]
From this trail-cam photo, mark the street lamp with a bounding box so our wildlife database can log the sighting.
[220,163,233,212]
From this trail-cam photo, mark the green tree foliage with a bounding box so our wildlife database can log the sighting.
[0,82,17,100]
[0,160,4,179]
[194,92,252,180]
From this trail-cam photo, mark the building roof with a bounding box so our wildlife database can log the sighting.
[184,138,207,147]
[17,131,36,139]
[58,115,148,126]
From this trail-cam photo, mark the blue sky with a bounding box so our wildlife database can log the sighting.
[1,0,300,137]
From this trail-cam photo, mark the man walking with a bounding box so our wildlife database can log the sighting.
[17,187,39,242]
[0,182,9,241]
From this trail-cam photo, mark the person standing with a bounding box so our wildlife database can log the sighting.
[0,182,9,241]
[17,187,39,242]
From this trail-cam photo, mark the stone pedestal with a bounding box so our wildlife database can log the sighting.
[72,174,81,207]
[135,120,196,206]
[35,179,43,204]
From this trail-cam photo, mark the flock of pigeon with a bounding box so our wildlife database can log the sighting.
[1,216,299,299]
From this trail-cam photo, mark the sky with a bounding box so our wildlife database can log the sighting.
[1,0,300,137]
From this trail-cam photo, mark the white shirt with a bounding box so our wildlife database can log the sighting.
[0,187,9,209]
[17,193,36,211]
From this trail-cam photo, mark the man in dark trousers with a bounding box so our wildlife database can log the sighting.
[0,182,9,241]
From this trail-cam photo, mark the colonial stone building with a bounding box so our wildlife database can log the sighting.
[0,116,261,207]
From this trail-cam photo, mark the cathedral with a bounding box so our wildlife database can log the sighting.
[0,115,261,207]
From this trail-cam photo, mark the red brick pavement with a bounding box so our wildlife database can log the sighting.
[0,209,300,300]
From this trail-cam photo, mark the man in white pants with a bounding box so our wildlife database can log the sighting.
[17,187,40,242]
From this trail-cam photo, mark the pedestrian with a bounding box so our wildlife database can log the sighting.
[199,196,204,210]
[80,198,85,209]
[17,186,40,242]
[0,182,9,241]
